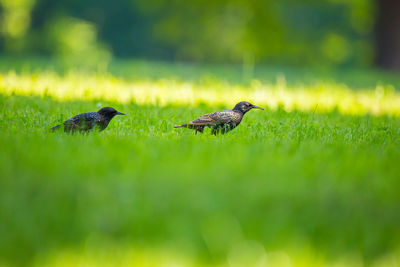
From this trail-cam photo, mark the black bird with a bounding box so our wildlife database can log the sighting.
[51,107,125,133]
[174,101,264,135]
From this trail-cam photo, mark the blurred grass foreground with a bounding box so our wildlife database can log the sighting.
[1,58,400,267]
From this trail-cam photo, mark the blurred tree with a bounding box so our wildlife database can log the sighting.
[0,0,35,52]
[134,0,374,67]
[376,0,400,70]
[0,0,383,69]
[44,16,111,70]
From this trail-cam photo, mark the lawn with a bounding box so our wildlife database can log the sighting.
[0,58,400,267]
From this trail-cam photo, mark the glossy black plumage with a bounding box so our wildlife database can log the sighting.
[174,101,264,135]
[51,107,125,133]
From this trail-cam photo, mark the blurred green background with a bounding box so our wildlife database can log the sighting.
[1,0,399,69]
[1,1,400,267]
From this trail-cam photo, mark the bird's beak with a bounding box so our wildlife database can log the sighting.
[252,105,265,110]
[117,111,126,115]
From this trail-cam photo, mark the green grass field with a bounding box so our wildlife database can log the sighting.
[1,58,400,267]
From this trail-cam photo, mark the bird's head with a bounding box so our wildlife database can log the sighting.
[232,101,264,114]
[98,107,126,118]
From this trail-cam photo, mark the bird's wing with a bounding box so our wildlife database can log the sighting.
[190,110,238,125]
[190,113,216,125]
[65,112,99,130]
[211,110,240,123]
[64,117,81,131]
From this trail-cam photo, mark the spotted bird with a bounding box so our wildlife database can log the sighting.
[51,107,125,133]
[174,101,264,135]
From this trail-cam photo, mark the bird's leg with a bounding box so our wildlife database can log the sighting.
[211,125,221,135]
[194,126,204,135]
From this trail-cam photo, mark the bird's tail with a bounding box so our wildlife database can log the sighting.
[174,123,188,128]
[51,124,61,132]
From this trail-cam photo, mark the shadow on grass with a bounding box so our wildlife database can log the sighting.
[1,55,400,90]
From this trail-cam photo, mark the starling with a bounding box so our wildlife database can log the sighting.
[51,107,126,133]
[174,101,264,135]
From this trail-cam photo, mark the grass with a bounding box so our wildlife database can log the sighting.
[0,58,400,267]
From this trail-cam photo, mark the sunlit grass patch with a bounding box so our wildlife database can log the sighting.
[0,70,399,116]
[34,245,198,267]
[31,243,400,267]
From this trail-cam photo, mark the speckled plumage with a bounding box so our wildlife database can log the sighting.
[174,101,264,135]
[51,107,125,133]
